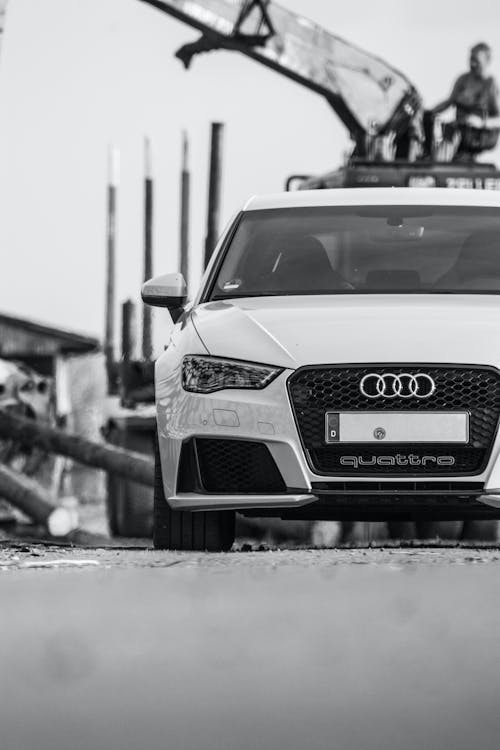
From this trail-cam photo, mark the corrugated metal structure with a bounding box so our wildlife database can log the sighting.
[0,312,100,423]
[0,312,99,373]
[0,313,105,507]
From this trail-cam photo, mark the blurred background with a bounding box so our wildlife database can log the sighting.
[0,0,499,346]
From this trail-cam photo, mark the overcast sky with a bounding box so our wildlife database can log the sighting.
[0,0,499,349]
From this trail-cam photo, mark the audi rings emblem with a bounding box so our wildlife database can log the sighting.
[360,373,436,400]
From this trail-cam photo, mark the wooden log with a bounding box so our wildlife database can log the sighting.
[0,410,155,486]
[0,463,78,536]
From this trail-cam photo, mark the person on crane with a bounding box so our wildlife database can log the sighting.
[428,42,500,160]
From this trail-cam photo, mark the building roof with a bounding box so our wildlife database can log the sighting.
[0,312,100,357]
[243,187,500,211]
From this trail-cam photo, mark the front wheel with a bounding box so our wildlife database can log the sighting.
[153,437,235,551]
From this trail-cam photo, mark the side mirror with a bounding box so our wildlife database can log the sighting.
[141,273,187,320]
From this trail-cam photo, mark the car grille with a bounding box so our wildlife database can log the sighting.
[288,365,500,475]
[194,438,286,493]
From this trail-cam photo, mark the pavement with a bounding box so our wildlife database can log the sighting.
[1,542,500,750]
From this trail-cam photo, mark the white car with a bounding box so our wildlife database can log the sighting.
[142,187,500,551]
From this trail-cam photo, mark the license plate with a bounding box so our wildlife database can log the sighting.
[325,412,469,444]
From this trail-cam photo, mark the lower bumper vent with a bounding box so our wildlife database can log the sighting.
[178,438,286,494]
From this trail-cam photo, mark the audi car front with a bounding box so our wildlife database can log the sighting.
[143,187,500,550]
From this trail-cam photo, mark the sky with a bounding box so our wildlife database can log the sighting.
[0,0,499,353]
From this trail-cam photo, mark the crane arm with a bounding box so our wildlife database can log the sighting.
[138,0,421,143]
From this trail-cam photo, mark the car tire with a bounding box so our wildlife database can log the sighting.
[461,520,498,542]
[415,521,463,541]
[153,437,235,551]
[387,521,416,541]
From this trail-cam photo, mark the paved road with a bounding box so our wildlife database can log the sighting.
[1,545,500,750]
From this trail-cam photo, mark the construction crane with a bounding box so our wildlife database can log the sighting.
[139,0,500,190]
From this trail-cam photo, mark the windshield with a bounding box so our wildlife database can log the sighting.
[209,205,500,299]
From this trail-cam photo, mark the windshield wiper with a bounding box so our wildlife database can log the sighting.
[211,292,285,300]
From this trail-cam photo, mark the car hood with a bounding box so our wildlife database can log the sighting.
[191,295,500,369]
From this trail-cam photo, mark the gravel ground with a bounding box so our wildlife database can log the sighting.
[1,542,500,569]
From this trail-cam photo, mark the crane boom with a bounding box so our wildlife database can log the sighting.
[138,0,421,144]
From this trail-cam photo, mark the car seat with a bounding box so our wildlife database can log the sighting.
[436,230,500,289]
[270,235,351,291]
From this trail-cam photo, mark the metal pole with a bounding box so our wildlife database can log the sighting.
[142,137,154,360]
[120,299,136,404]
[179,130,190,282]
[204,122,224,269]
[104,145,119,393]
[121,299,136,363]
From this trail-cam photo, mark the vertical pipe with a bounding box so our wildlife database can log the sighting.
[104,145,119,394]
[142,137,154,361]
[204,122,224,269]
[121,299,136,363]
[179,130,190,283]
[120,299,136,404]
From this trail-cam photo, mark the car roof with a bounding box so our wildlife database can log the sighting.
[243,187,500,211]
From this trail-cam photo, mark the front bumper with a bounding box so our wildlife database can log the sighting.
[165,493,316,512]
[156,369,500,519]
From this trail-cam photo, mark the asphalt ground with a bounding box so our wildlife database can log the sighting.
[1,543,500,750]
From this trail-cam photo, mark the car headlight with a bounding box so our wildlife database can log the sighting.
[182,356,283,393]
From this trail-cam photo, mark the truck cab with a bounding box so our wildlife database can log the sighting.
[287,159,500,193]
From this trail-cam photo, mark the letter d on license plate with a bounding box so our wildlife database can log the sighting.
[325,413,340,442]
